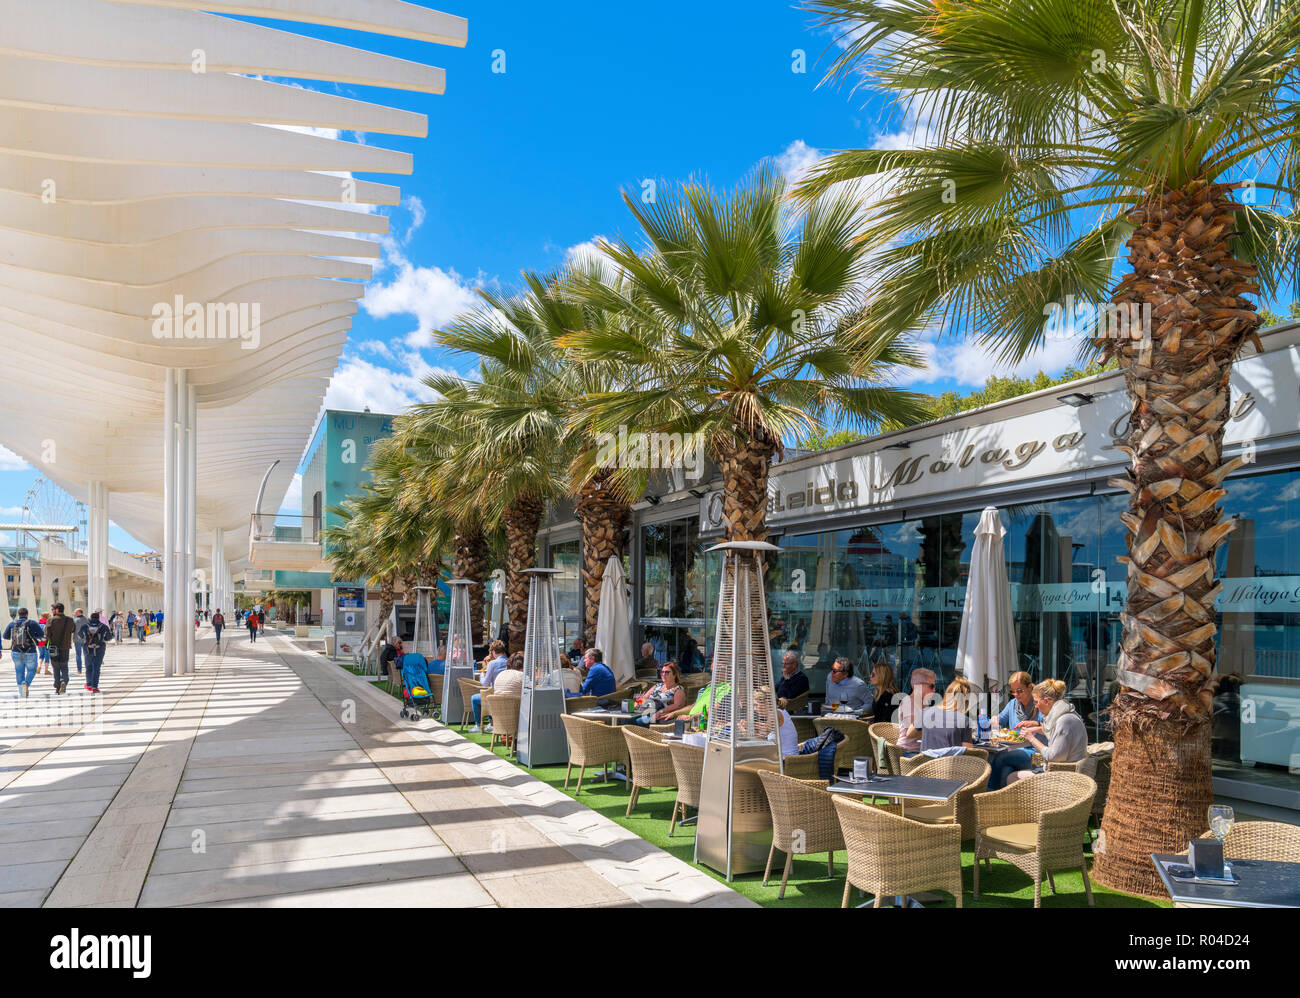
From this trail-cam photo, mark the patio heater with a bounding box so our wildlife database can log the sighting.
[442,579,474,726]
[697,541,782,880]
[410,585,440,660]
[516,567,568,766]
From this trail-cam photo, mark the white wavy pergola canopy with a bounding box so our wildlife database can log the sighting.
[0,0,466,572]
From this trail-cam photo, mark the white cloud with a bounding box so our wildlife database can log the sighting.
[0,505,23,517]
[0,446,31,471]
[362,259,484,349]
[776,139,822,187]
[322,351,462,415]
[403,196,425,243]
[894,325,1082,389]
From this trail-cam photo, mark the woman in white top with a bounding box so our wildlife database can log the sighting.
[491,652,526,697]
[776,707,799,756]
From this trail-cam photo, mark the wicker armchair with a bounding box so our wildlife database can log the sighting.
[833,795,964,907]
[456,677,484,729]
[973,770,1096,907]
[1221,821,1300,862]
[869,722,901,774]
[901,746,988,775]
[564,695,598,714]
[781,691,810,714]
[666,740,704,837]
[484,694,520,756]
[429,673,444,708]
[756,770,843,898]
[900,755,991,840]
[622,726,677,816]
[559,714,630,794]
[813,717,874,776]
[742,753,822,781]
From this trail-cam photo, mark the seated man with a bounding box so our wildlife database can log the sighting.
[565,647,616,698]
[824,657,869,709]
[380,638,404,683]
[775,650,810,706]
[634,641,660,680]
[897,667,935,754]
[470,640,509,730]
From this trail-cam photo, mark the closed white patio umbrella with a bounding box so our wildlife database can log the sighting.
[955,506,1018,699]
[594,556,635,685]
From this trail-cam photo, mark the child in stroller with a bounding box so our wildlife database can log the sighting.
[399,652,439,722]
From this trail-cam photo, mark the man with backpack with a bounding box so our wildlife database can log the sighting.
[82,611,112,694]
[247,608,259,642]
[44,603,75,695]
[4,608,43,697]
[212,609,225,647]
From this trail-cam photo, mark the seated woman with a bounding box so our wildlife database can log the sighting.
[869,662,898,724]
[907,675,975,753]
[630,661,686,726]
[990,678,1087,787]
[558,654,582,694]
[997,670,1044,730]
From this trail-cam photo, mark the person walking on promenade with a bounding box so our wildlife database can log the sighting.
[44,603,75,695]
[247,609,259,642]
[82,611,112,694]
[37,613,51,675]
[4,608,43,697]
[155,609,163,634]
[72,608,88,676]
[137,610,148,643]
[112,611,125,644]
[212,609,225,647]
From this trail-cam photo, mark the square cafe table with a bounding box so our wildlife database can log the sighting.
[828,774,966,811]
[1151,854,1300,908]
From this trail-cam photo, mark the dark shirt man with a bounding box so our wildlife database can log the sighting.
[775,650,810,703]
[44,604,75,695]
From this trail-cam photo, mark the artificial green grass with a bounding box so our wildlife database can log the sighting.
[357,669,1164,908]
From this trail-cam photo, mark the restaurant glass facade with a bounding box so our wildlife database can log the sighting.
[547,538,582,652]
[640,515,713,671]
[764,466,1300,787]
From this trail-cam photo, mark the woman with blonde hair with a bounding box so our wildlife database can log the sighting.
[869,662,898,722]
[906,675,975,752]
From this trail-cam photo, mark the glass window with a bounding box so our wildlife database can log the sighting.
[547,539,582,652]
[640,517,710,672]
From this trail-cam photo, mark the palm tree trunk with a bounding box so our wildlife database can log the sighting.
[575,470,631,645]
[1093,179,1260,897]
[502,493,544,652]
[379,573,396,635]
[454,525,489,646]
[716,434,778,543]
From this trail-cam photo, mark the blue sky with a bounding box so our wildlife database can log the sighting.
[0,1,1289,553]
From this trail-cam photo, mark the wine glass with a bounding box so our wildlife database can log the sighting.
[1208,804,1235,844]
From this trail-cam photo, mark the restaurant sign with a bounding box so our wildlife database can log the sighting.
[699,345,1300,532]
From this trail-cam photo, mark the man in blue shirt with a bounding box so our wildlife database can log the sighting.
[824,657,869,709]
[567,648,616,698]
[469,640,509,731]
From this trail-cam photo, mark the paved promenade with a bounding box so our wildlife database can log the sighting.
[0,628,750,908]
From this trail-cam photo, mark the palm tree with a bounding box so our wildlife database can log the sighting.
[562,165,929,544]
[438,266,645,646]
[411,358,567,652]
[798,0,1300,896]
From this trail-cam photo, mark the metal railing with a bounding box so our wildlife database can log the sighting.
[249,513,320,544]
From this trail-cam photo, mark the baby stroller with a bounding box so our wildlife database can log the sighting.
[399,653,439,722]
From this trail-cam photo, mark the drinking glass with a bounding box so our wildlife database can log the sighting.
[1207,804,1235,844]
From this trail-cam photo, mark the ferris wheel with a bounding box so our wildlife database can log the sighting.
[19,477,87,551]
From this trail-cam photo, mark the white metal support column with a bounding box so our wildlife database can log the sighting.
[212,528,226,615]
[163,368,177,676]
[185,383,197,674]
[87,481,109,614]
